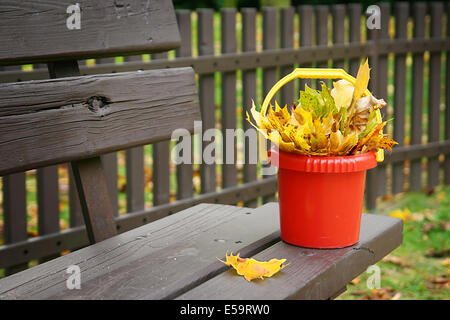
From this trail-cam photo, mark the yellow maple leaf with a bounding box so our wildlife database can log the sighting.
[389,208,412,222]
[220,252,287,282]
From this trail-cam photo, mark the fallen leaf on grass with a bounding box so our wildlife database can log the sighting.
[349,277,360,285]
[389,208,412,222]
[220,252,287,282]
[428,275,450,290]
[441,258,450,266]
[382,255,411,268]
[425,249,450,258]
[359,287,400,300]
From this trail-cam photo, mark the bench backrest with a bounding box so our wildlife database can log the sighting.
[0,0,200,244]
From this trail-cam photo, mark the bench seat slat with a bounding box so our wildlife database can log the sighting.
[0,203,280,300]
[178,212,403,300]
[0,0,180,65]
[0,67,200,176]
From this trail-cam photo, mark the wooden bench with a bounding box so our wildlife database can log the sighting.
[0,0,403,300]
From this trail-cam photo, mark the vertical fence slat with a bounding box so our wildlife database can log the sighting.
[410,2,426,191]
[280,7,294,107]
[348,4,362,77]
[392,2,409,195]
[242,7,258,207]
[152,51,171,206]
[331,4,346,70]
[445,2,450,185]
[3,173,28,275]
[315,5,329,87]
[175,10,194,200]
[298,5,314,90]
[427,2,443,188]
[262,7,278,203]
[365,3,390,209]
[198,9,216,194]
[37,165,60,262]
[126,147,145,212]
[375,3,391,199]
[221,8,238,189]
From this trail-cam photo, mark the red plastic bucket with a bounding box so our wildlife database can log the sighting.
[269,148,377,248]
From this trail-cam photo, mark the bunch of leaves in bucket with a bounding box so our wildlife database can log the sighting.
[246,60,397,156]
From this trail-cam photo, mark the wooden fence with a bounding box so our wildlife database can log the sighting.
[0,3,449,274]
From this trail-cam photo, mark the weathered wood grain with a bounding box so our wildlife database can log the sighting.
[0,203,280,299]
[0,0,180,64]
[0,67,200,176]
[71,157,117,244]
[178,212,403,300]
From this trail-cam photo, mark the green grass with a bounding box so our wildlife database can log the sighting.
[338,185,450,300]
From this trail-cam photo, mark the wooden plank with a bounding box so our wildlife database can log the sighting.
[315,5,329,86]
[374,3,391,199]
[331,5,346,70]
[197,9,216,194]
[298,5,314,90]
[69,167,84,227]
[2,173,28,274]
[153,141,171,206]
[0,177,278,268]
[262,7,278,203]
[280,7,295,107]
[151,51,171,207]
[2,38,449,83]
[0,0,180,65]
[0,67,200,176]
[348,4,362,77]
[71,157,117,244]
[445,2,450,185]
[241,8,258,208]
[410,2,426,191]
[178,212,403,300]
[37,166,60,262]
[427,2,443,188]
[48,61,84,230]
[392,2,409,195]
[100,153,119,216]
[126,147,145,212]
[175,9,194,200]
[0,203,280,299]
[221,8,238,189]
[364,3,391,210]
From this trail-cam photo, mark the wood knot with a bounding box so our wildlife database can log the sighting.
[85,96,110,116]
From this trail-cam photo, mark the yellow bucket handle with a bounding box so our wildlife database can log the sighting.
[261,68,384,162]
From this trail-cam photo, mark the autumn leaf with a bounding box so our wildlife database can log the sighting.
[220,252,287,282]
[245,60,397,157]
[389,208,412,222]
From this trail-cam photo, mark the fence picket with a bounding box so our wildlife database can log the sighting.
[392,2,409,194]
[175,10,194,200]
[445,2,450,185]
[332,5,346,70]
[242,8,258,208]
[280,7,295,108]
[427,3,443,188]
[197,9,216,194]
[410,2,426,191]
[152,52,171,206]
[262,7,278,203]
[221,8,238,189]
[298,5,314,90]
[348,4,362,77]
[315,5,329,87]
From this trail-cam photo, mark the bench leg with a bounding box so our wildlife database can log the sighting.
[71,157,117,244]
